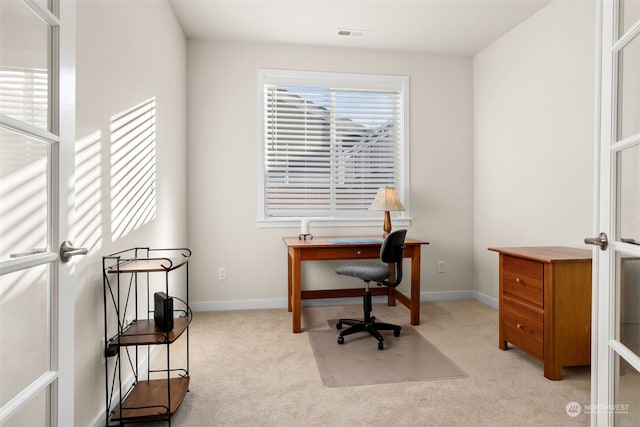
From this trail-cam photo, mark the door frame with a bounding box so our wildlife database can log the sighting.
[592,0,640,425]
[56,1,76,425]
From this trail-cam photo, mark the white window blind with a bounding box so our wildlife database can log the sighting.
[260,70,408,220]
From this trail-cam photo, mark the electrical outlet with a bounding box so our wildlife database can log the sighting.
[437,261,445,273]
[218,267,227,280]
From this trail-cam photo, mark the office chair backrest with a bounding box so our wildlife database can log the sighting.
[379,229,407,287]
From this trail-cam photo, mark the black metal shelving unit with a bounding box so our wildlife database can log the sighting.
[102,247,192,426]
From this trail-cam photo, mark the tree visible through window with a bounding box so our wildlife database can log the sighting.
[259,69,409,222]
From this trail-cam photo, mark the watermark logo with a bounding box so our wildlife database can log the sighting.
[566,401,630,417]
[566,402,582,417]
[584,403,630,415]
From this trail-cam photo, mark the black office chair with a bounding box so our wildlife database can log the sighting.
[335,229,407,350]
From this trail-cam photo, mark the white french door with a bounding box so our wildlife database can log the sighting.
[591,0,640,425]
[0,0,76,426]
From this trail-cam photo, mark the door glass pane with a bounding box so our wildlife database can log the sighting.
[619,255,640,351]
[0,127,49,262]
[616,32,640,142]
[617,144,640,243]
[0,263,50,407]
[614,355,640,425]
[0,0,50,131]
[620,0,640,36]
[2,385,50,427]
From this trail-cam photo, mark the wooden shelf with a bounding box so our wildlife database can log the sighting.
[109,377,190,424]
[108,317,190,349]
[107,256,188,273]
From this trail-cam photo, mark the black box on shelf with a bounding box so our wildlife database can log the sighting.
[154,291,174,331]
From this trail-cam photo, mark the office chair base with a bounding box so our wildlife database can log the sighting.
[336,319,401,350]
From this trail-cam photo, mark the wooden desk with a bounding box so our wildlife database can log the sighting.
[283,236,429,333]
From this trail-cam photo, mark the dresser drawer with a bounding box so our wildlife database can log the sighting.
[502,296,543,360]
[503,255,543,307]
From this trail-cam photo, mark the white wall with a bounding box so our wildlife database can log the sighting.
[74,1,187,425]
[472,0,596,301]
[187,41,474,308]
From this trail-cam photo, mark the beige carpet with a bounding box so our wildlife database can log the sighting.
[308,320,467,387]
[138,300,593,426]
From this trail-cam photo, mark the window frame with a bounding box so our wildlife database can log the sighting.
[257,68,411,228]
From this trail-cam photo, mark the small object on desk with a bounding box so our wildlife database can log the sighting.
[299,218,313,240]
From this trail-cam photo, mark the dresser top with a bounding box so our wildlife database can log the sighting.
[488,246,592,263]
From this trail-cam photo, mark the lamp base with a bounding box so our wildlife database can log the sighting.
[298,233,313,240]
[383,211,392,238]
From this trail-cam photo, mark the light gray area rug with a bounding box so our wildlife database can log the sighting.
[308,320,467,387]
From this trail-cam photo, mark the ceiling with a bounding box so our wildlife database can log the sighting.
[168,0,552,56]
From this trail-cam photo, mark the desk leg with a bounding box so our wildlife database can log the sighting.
[287,250,293,312]
[291,248,302,333]
[410,247,421,326]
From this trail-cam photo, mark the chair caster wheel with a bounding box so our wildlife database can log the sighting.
[336,322,342,330]
[337,336,344,345]
[378,341,384,350]
[393,329,401,337]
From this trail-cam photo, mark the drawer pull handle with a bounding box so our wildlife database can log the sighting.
[515,277,524,284]
[356,250,362,255]
[516,323,525,330]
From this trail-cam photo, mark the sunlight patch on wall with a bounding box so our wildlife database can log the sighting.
[73,130,102,253]
[110,98,157,240]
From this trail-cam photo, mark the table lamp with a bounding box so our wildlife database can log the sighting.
[371,186,405,237]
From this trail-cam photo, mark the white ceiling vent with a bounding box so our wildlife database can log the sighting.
[337,28,368,38]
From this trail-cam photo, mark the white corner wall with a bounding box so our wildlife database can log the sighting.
[187,42,474,309]
[472,0,596,302]
[74,1,187,425]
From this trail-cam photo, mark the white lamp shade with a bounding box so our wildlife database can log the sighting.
[370,187,405,211]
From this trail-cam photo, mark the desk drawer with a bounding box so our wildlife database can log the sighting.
[502,296,543,360]
[300,246,380,261]
[503,255,543,307]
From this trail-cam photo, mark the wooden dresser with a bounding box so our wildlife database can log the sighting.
[488,246,592,380]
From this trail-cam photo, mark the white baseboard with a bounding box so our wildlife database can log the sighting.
[190,290,498,312]
[469,291,499,309]
[190,298,287,311]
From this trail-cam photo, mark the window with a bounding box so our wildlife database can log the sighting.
[258,69,409,224]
